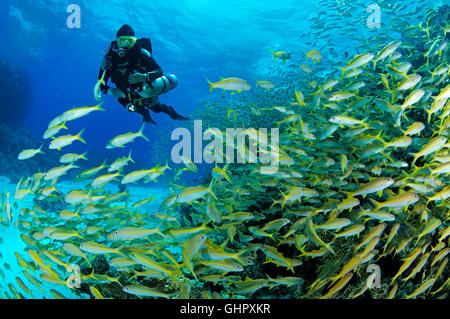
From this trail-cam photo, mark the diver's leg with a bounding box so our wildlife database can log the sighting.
[151,103,189,120]
[135,105,157,124]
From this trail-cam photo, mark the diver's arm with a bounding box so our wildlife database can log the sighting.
[140,48,164,82]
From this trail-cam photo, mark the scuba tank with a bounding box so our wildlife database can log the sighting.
[139,74,178,98]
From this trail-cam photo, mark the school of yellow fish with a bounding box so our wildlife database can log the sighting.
[0,1,449,299]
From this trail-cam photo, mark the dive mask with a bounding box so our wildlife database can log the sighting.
[117,36,137,49]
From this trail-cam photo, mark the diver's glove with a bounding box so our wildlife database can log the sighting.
[127,103,136,112]
[108,88,126,99]
[128,73,148,85]
[146,70,163,83]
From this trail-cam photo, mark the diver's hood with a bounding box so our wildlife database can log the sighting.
[116,24,135,38]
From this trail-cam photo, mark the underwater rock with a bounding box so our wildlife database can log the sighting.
[0,61,32,127]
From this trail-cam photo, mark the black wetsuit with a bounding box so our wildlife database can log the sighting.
[98,38,187,123]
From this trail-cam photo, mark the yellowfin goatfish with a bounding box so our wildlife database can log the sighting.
[305,49,321,63]
[305,218,335,254]
[18,144,45,160]
[79,241,125,256]
[122,285,174,298]
[60,152,88,164]
[91,172,121,188]
[43,122,68,139]
[341,53,374,75]
[61,102,105,122]
[106,123,149,148]
[207,77,251,93]
[75,159,107,181]
[183,233,208,280]
[370,192,419,211]
[44,163,79,181]
[272,51,291,63]
[256,80,275,91]
[94,70,106,101]
[122,169,160,184]
[49,128,86,150]
[176,182,217,203]
[299,64,312,73]
[410,136,447,165]
[294,89,305,106]
[373,40,402,69]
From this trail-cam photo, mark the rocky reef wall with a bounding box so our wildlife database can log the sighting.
[0,61,32,127]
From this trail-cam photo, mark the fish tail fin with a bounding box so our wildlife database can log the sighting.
[362,116,370,129]
[138,123,150,142]
[101,158,108,168]
[272,51,277,61]
[391,90,397,103]
[429,69,435,79]
[208,179,218,200]
[433,127,441,138]
[287,261,295,274]
[382,73,392,92]
[155,224,166,238]
[77,128,87,144]
[340,67,346,78]
[394,109,403,128]
[327,244,336,255]
[206,78,214,93]
[161,160,169,171]
[341,190,354,199]
[39,144,45,154]
[268,232,278,244]
[427,108,433,124]
[375,130,385,143]
[369,198,381,211]
[270,196,282,209]
[129,269,139,280]
[96,100,106,111]
[235,252,249,266]
[76,232,85,240]
[222,163,232,184]
[408,153,418,166]
[128,149,135,163]
[116,245,129,258]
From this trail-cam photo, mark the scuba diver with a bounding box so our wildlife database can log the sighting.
[97,24,189,124]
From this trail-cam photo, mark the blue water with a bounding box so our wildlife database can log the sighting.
[0,0,447,300]
[0,0,323,165]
